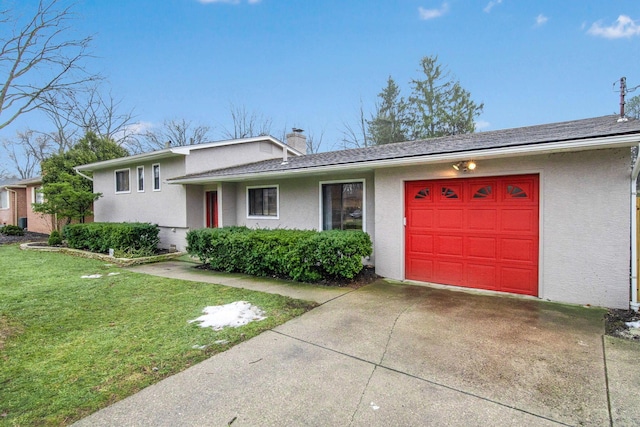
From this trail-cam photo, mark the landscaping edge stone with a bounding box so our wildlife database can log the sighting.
[19,243,186,267]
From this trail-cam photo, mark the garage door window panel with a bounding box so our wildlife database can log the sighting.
[440,185,461,201]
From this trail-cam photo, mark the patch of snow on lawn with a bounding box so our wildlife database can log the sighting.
[189,301,266,331]
[81,274,102,279]
[626,320,640,329]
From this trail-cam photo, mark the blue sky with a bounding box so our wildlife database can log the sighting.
[3,0,640,156]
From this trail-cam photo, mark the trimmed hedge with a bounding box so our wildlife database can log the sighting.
[63,222,160,256]
[1,225,24,236]
[186,226,373,283]
[48,230,63,246]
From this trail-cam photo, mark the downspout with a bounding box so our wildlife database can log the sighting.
[630,145,640,312]
[75,168,93,182]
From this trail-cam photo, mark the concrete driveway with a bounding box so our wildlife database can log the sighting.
[75,277,640,426]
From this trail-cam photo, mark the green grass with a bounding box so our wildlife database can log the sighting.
[0,245,316,426]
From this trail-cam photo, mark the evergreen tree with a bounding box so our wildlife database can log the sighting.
[364,56,484,146]
[34,132,129,227]
[627,95,640,120]
[367,77,411,145]
[409,55,483,139]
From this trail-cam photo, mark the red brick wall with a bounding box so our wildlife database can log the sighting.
[25,185,54,234]
[0,188,27,227]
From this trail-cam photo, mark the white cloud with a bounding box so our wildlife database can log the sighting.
[483,0,503,13]
[419,3,449,20]
[588,15,640,39]
[475,120,491,131]
[534,14,548,27]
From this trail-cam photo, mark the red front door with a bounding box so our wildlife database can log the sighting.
[206,191,218,228]
[405,175,539,296]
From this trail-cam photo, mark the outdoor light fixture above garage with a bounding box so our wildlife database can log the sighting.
[452,161,476,172]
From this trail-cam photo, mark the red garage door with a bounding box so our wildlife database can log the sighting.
[405,174,539,296]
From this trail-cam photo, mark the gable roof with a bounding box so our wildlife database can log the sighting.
[75,135,302,172]
[169,115,640,184]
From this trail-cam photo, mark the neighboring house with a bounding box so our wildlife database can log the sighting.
[77,116,640,310]
[0,177,54,234]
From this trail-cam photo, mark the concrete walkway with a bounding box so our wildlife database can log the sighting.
[126,260,352,304]
[75,262,640,426]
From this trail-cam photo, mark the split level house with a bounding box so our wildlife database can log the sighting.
[75,115,640,310]
[0,177,54,234]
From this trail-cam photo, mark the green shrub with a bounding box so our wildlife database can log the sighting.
[47,230,63,246]
[186,227,372,284]
[1,225,24,236]
[63,223,160,256]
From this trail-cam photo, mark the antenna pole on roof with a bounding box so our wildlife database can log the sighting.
[619,77,627,118]
[614,77,640,121]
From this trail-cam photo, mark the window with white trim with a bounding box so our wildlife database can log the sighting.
[137,166,144,192]
[321,181,364,231]
[115,169,131,193]
[0,190,9,209]
[247,186,278,218]
[33,187,44,204]
[152,164,161,191]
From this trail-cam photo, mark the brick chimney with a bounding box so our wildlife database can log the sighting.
[286,128,307,154]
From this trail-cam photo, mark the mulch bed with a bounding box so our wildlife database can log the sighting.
[605,309,640,341]
[0,231,49,246]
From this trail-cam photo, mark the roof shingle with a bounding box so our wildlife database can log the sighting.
[170,115,640,182]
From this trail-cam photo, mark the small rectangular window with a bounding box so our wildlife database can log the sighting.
[137,166,144,192]
[247,186,278,218]
[33,187,44,204]
[321,181,364,231]
[0,190,9,209]
[153,164,161,191]
[115,169,130,193]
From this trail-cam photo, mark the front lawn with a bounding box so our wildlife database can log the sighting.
[0,245,316,425]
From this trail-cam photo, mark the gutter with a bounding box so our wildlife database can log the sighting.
[74,168,93,182]
[168,133,640,185]
[631,145,640,312]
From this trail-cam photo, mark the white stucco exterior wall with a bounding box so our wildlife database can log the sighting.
[92,156,189,250]
[184,141,290,175]
[373,148,631,309]
[230,172,376,260]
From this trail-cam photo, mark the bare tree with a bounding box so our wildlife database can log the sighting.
[2,83,137,176]
[1,130,49,178]
[0,0,96,130]
[142,118,212,150]
[222,103,272,139]
[0,164,11,180]
[38,85,137,148]
[339,100,370,149]
[306,128,324,154]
